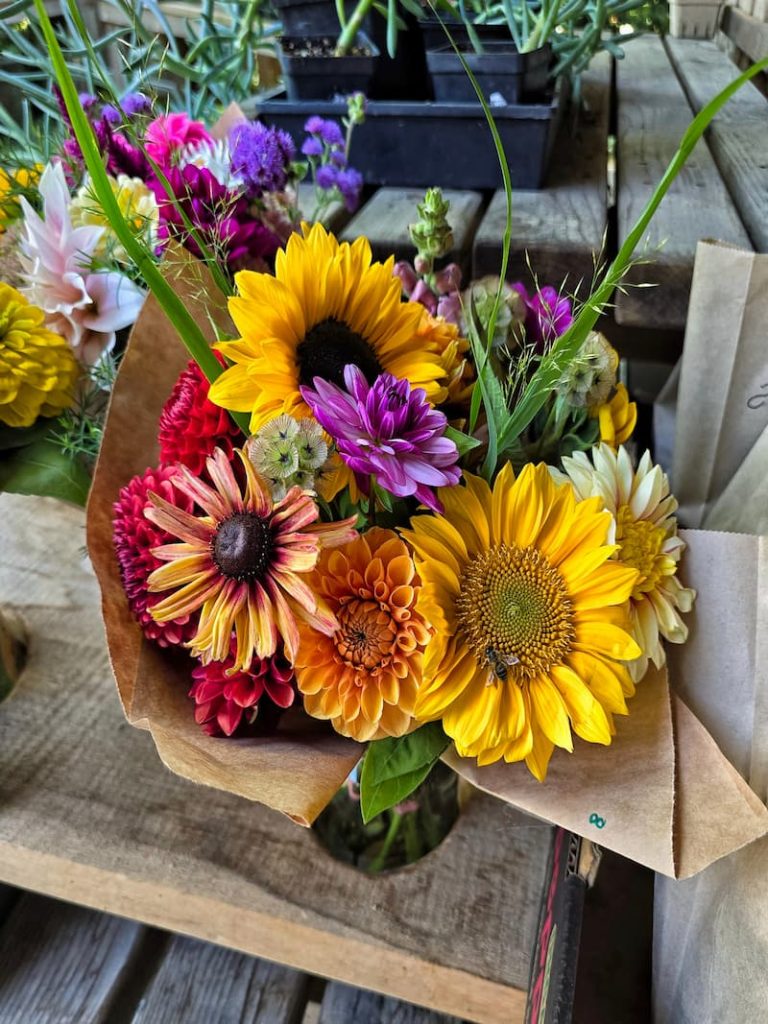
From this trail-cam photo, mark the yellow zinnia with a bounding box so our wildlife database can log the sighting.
[401,463,641,781]
[0,164,41,231]
[0,283,79,428]
[208,222,450,433]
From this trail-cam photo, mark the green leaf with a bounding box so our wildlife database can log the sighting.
[0,434,91,506]
[359,722,451,823]
[0,419,51,451]
[444,424,481,457]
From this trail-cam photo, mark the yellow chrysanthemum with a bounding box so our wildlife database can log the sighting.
[0,282,79,428]
[401,463,641,781]
[560,444,695,682]
[208,222,449,433]
[70,174,159,263]
[590,381,637,447]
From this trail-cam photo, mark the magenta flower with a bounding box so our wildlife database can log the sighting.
[149,165,281,273]
[301,365,461,513]
[145,113,213,167]
[513,282,573,348]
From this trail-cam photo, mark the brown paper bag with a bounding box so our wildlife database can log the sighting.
[87,249,361,826]
[672,241,768,527]
[654,529,768,1021]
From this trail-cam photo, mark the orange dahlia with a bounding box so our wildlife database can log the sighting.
[294,527,432,741]
[145,447,357,671]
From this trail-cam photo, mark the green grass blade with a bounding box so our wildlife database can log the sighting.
[33,0,250,436]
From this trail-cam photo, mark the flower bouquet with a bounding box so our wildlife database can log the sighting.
[33,1,768,879]
[0,65,365,507]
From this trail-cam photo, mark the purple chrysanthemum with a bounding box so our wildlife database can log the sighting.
[301,365,461,513]
[513,282,573,349]
[149,165,281,272]
[229,121,295,197]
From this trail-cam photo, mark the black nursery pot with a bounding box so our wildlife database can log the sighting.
[278,35,378,101]
[272,0,340,37]
[427,41,552,104]
[419,16,510,52]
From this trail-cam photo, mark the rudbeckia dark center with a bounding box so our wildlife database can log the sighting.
[213,513,273,582]
[297,317,383,389]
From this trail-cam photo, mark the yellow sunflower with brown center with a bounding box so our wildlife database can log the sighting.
[209,223,451,433]
[401,462,642,781]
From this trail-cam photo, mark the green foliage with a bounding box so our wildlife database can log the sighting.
[0,430,91,506]
[359,722,451,822]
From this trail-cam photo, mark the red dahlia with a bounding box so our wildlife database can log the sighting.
[189,646,296,737]
[158,358,243,476]
[113,465,197,647]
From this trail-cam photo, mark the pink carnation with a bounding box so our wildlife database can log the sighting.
[145,113,213,167]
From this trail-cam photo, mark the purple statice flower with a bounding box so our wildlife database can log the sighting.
[513,282,573,349]
[301,136,323,158]
[229,121,295,197]
[122,92,152,116]
[301,365,461,513]
[336,168,363,211]
[315,164,338,190]
[149,164,281,273]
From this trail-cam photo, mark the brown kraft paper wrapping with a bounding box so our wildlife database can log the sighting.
[86,249,361,826]
[672,241,768,527]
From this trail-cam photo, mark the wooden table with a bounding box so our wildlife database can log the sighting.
[335,36,767,364]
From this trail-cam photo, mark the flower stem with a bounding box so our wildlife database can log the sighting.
[335,0,374,54]
[369,809,402,873]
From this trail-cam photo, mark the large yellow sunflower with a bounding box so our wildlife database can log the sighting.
[401,463,642,781]
[208,223,450,433]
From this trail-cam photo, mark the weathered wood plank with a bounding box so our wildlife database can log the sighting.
[615,36,752,330]
[295,183,350,234]
[472,52,611,295]
[0,494,549,1024]
[132,934,310,1024]
[666,38,768,252]
[721,5,768,62]
[340,188,484,270]
[0,893,145,1023]
[319,983,465,1024]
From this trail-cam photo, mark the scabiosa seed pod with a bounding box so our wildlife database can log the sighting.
[113,465,198,648]
[158,357,244,476]
[189,644,296,737]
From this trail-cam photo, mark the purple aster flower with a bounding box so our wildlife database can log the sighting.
[301,136,323,157]
[229,121,295,197]
[318,120,345,147]
[150,165,281,273]
[122,92,151,116]
[304,115,326,134]
[316,164,338,190]
[336,168,363,211]
[513,282,573,350]
[102,104,121,124]
[301,365,461,514]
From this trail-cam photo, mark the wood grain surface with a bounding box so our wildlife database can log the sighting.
[472,53,611,296]
[0,494,552,1024]
[615,36,752,330]
[666,38,768,252]
[340,188,484,270]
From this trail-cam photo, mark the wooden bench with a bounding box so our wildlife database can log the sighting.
[334,32,767,364]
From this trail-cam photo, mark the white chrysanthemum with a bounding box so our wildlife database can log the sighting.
[560,443,695,682]
[180,138,243,190]
[71,174,159,264]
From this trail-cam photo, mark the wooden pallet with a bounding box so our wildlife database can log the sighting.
[0,493,557,1024]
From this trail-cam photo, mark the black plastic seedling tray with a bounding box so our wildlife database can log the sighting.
[257,90,562,190]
